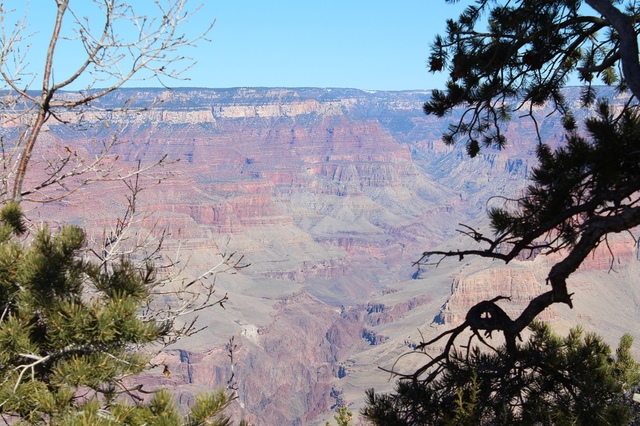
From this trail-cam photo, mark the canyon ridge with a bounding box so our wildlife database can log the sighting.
[18,87,640,425]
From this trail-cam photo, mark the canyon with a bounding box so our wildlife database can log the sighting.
[15,87,640,425]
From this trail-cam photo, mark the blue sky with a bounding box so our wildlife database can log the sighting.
[199,1,467,90]
[19,1,468,91]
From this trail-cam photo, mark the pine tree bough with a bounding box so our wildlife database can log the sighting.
[365,1,640,422]
[394,0,640,381]
[412,202,640,375]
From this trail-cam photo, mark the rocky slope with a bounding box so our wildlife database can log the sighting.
[14,87,640,424]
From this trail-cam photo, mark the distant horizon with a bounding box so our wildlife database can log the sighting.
[46,84,597,94]
[62,86,434,92]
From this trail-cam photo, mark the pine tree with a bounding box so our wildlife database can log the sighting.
[369,1,640,423]
[325,406,353,426]
[363,322,640,425]
[0,203,236,424]
[412,0,640,363]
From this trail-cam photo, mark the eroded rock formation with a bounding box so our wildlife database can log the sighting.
[15,87,639,425]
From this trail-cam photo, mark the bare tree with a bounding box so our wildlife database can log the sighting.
[0,0,214,204]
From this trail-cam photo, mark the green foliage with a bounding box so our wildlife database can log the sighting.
[416,0,640,354]
[37,389,237,426]
[362,323,640,426]
[448,371,479,425]
[487,102,640,249]
[0,203,235,424]
[185,389,237,426]
[363,323,640,425]
[325,406,353,426]
[409,2,640,425]
[424,0,639,153]
[0,201,25,236]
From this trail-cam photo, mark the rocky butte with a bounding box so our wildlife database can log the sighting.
[20,87,640,425]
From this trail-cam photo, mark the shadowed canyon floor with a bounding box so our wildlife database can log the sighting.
[20,87,640,425]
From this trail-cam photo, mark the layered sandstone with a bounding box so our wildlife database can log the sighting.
[15,87,640,425]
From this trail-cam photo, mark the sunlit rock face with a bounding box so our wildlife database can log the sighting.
[25,87,640,425]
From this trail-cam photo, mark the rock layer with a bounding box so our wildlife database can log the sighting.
[13,87,640,425]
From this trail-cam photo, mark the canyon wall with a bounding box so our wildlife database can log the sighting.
[13,87,640,424]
